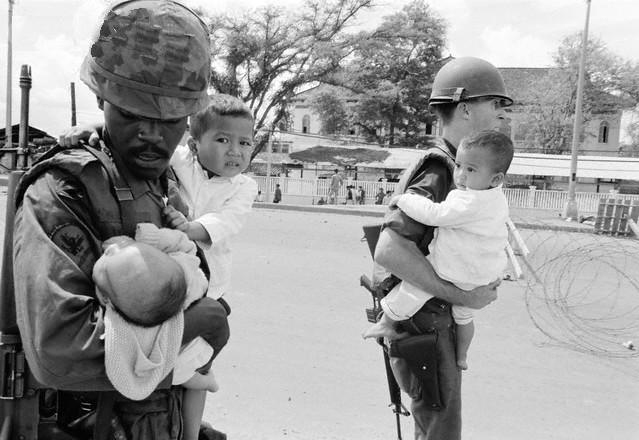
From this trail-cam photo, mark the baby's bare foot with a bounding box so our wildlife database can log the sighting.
[205,372,219,393]
[457,359,468,370]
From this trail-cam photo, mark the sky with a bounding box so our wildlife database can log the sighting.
[0,0,638,138]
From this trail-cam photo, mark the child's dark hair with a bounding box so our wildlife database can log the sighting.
[112,271,186,328]
[189,94,254,141]
[460,130,514,174]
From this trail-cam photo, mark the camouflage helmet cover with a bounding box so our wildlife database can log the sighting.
[429,57,513,106]
[80,0,211,120]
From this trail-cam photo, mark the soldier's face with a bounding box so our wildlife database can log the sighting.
[467,98,507,133]
[103,101,187,179]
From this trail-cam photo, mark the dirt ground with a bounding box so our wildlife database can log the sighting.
[1,188,638,439]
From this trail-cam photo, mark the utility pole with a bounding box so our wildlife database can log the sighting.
[265,130,273,203]
[563,0,592,221]
[70,82,77,126]
[5,0,15,148]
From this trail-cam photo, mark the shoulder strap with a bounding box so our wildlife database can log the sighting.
[83,142,138,236]
[395,138,456,195]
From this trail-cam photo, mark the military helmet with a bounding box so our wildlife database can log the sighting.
[429,57,513,106]
[80,0,211,120]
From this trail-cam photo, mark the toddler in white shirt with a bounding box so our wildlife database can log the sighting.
[364,131,513,370]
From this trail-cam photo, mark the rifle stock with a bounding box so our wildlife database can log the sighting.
[360,224,409,440]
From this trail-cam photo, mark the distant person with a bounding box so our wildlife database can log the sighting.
[375,187,385,205]
[317,197,326,205]
[357,186,366,205]
[382,189,393,205]
[364,130,513,370]
[327,169,343,204]
[255,190,265,202]
[273,184,282,203]
[346,185,355,205]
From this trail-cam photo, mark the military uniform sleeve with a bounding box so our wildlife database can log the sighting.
[182,297,230,352]
[13,169,115,390]
[383,160,452,252]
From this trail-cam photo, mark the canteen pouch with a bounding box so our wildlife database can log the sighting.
[389,333,443,410]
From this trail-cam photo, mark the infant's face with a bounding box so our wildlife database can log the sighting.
[93,236,138,304]
[453,146,500,191]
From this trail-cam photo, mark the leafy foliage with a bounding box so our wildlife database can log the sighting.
[517,33,639,153]
[203,0,373,159]
[345,0,446,146]
[310,90,349,135]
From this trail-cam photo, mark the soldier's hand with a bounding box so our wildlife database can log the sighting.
[466,278,500,309]
[163,205,189,232]
[58,124,101,147]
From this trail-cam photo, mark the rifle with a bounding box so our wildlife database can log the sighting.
[360,224,409,440]
[0,171,39,440]
[0,63,81,439]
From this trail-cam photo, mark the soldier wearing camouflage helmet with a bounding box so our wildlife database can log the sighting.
[12,1,229,439]
[372,57,511,440]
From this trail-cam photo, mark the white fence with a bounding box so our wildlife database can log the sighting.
[252,176,639,215]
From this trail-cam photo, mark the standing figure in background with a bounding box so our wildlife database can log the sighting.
[327,168,343,204]
[273,183,282,203]
[357,186,366,205]
[375,187,386,205]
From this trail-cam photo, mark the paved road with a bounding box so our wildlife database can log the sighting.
[2,190,637,439]
[207,208,638,440]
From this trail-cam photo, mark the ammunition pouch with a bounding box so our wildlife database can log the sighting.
[389,332,443,410]
[388,297,453,411]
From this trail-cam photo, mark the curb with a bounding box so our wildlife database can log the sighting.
[0,178,593,234]
[253,202,595,234]
[253,202,386,218]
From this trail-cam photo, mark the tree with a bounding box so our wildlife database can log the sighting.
[202,0,373,159]
[310,90,348,135]
[622,108,639,156]
[516,69,575,154]
[517,33,639,154]
[345,0,446,146]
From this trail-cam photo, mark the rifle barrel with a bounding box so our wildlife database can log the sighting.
[0,172,24,333]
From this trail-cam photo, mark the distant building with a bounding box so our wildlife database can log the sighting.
[288,67,628,157]
[289,84,366,139]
